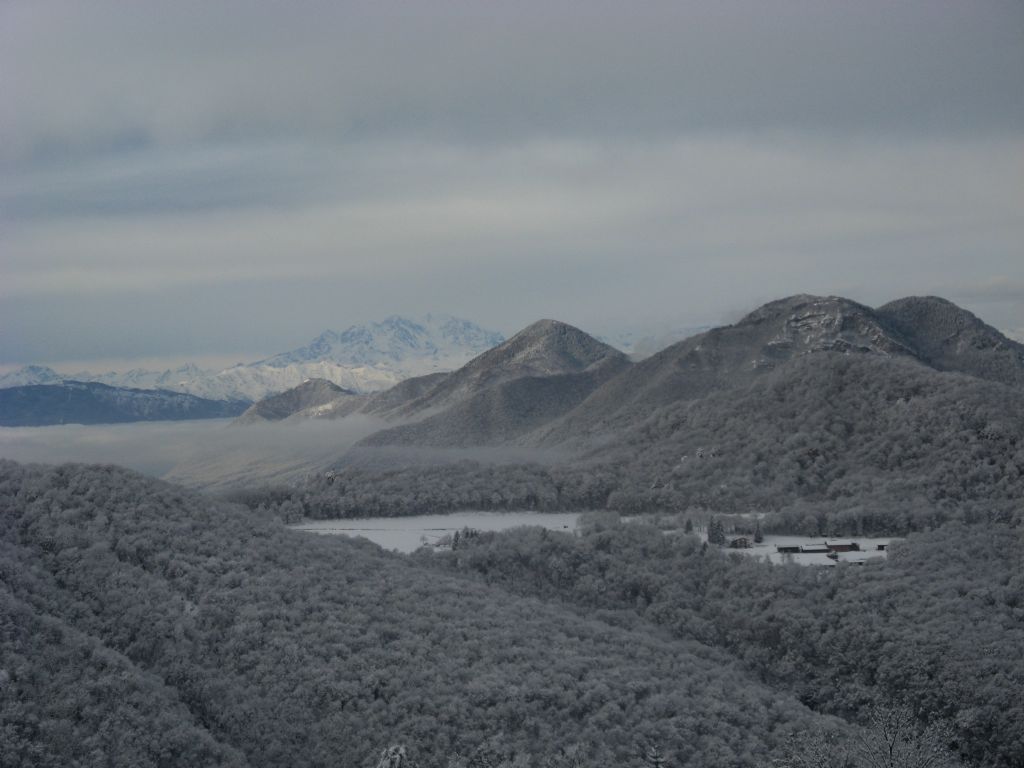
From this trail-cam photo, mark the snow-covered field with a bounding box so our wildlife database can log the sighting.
[290,511,581,553]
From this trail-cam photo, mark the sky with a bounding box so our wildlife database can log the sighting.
[2,0,1022,371]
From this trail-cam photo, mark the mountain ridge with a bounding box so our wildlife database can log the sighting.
[0,381,249,427]
[0,315,505,403]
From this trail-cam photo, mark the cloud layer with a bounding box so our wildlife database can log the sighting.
[2,1,1022,365]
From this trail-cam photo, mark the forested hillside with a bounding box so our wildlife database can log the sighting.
[592,353,1024,522]
[426,518,1024,767]
[2,461,848,768]
[235,353,1023,534]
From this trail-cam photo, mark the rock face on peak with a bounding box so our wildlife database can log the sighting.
[876,296,1024,387]
[234,379,363,424]
[736,295,915,357]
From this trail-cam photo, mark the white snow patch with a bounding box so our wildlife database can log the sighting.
[290,511,580,553]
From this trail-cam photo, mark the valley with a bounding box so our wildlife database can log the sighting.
[6,4,1020,764]
[3,294,1022,767]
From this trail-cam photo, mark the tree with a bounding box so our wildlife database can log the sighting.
[776,705,960,768]
[683,518,694,534]
[638,743,670,767]
[707,517,726,546]
[376,745,416,768]
[852,706,959,768]
[754,519,764,543]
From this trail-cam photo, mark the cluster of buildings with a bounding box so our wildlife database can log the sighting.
[775,540,887,557]
[723,536,892,566]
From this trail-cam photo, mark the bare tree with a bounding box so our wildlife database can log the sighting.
[852,706,958,768]
[777,705,959,768]
[376,745,417,768]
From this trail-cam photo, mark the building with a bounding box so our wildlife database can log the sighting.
[800,543,830,554]
[728,537,751,549]
[826,540,860,553]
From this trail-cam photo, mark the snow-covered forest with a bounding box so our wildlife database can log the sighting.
[2,461,1021,767]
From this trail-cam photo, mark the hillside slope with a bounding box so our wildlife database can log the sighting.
[0,461,838,767]
[877,295,1024,387]
[588,351,1024,520]
[355,320,631,447]
[233,379,363,424]
[532,294,1024,448]
[383,320,627,417]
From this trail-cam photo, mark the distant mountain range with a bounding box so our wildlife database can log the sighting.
[0,315,506,406]
[0,381,248,427]
[256,314,505,369]
[181,295,1024,497]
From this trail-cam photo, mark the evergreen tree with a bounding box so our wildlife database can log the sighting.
[707,517,726,545]
[754,519,764,543]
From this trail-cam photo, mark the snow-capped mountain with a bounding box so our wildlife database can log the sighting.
[259,314,505,369]
[0,316,505,403]
[0,365,66,388]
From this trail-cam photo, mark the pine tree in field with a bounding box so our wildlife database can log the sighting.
[754,519,764,543]
[707,516,726,546]
[683,518,694,534]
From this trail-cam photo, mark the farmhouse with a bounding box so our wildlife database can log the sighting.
[800,543,830,554]
[826,540,860,552]
[728,537,752,549]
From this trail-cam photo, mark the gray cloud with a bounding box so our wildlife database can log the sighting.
[0,1,1021,366]
[3,0,1022,165]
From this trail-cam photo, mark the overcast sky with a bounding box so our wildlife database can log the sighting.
[2,0,1022,370]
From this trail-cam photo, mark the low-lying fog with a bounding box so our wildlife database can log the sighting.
[0,417,571,491]
[0,416,388,489]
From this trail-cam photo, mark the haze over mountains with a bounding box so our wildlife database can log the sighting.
[160,294,1024,499]
[237,294,1024,445]
[0,315,506,405]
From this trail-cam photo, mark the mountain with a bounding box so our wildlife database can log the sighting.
[876,295,1024,387]
[357,320,631,446]
[258,314,505,370]
[170,294,1024,493]
[234,378,363,424]
[231,295,1024,534]
[586,350,1024,516]
[0,315,505,404]
[0,365,65,388]
[528,294,999,446]
[227,320,629,445]
[0,381,249,426]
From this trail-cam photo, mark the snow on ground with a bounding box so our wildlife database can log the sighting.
[290,511,581,553]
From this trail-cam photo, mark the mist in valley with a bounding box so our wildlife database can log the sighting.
[0,415,387,488]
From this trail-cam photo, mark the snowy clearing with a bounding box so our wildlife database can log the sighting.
[290,511,581,553]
